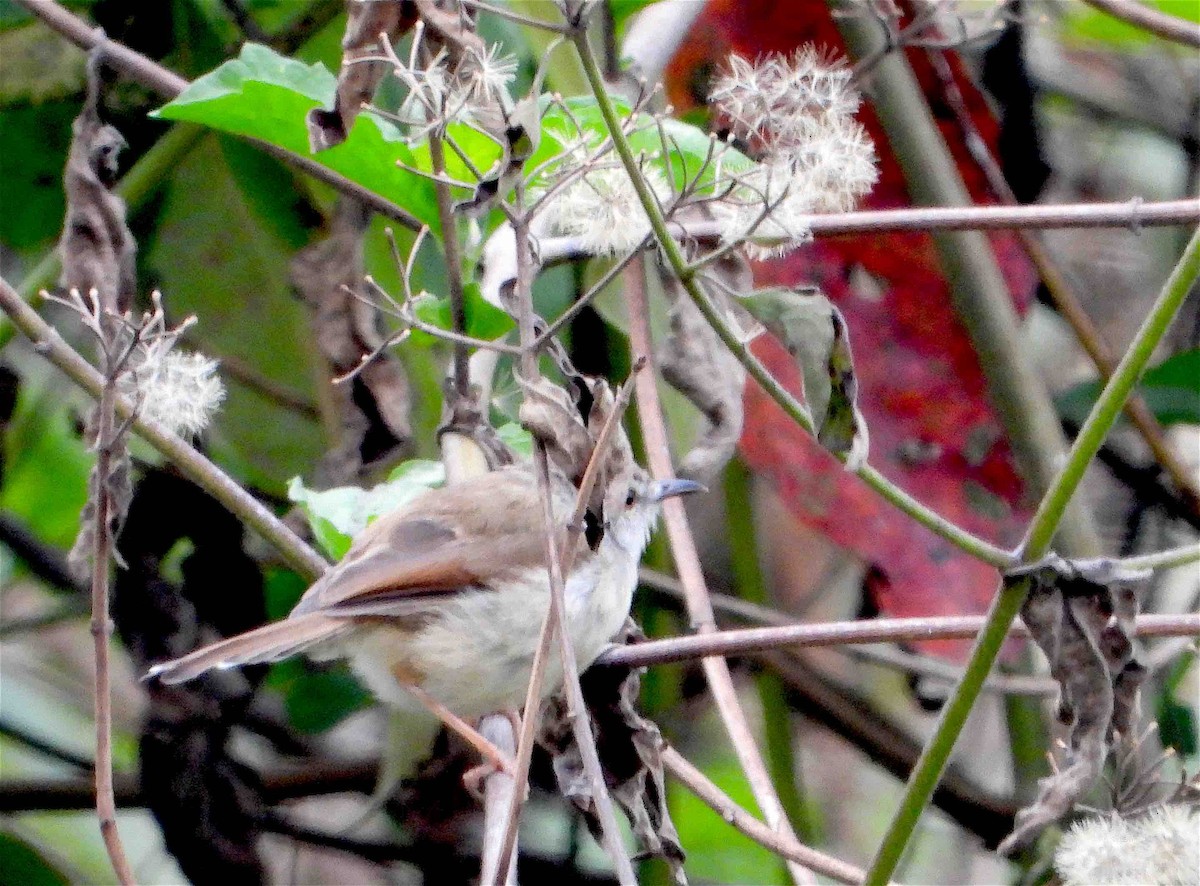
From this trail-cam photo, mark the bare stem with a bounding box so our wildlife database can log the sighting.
[499,185,637,884]
[89,370,135,885]
[864,227,1200,884]
[661,747,869,885]
[428,133,472,399]
[598,611,1200,668]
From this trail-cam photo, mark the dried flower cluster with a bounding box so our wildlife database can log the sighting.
[535,163,671,256]
[708,48,877,256]
[122,348,225,438]
[391,38,518,135]
[1055,804,1200,886]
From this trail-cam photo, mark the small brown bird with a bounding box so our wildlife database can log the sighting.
[147,464,699,752]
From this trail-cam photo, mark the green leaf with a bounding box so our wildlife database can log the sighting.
[0,379,90,550]
[741,286,868,465]
[496,422,533,459]
[1057,348,1200,428]
[263,566,307,620]
[144,135,325,492]
[0,833,68,886]
[1158,694,1198,756]
[266,657,371,734]
[153,43,441,229]
[409,283,516,344]
[287,459,446,560]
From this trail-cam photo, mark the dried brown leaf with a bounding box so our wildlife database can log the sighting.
[290,200,411,481]
[660,262,747,483]
[59,47,136,316]
[307,0,417,152]
[539,619,686,884]
[1000,567,1149,854]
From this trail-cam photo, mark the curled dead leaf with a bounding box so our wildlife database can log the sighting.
[307,0,418,152]
[59,45,136,317]
[740,286,869,469]
[290,199,411,481]
[539,619,686,884]
[999,563,1149,854]
[660,260,748,484]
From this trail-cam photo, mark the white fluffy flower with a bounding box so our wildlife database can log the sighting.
[123,350,225,438]
[535,164,671,256]
[708,47,877,256]
[1055,805,1200,886]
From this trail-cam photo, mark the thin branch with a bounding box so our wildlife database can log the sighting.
[624,256,817,883]
[597,612,1200,668]
[661,748,869,886]
[493,367,642,876]
[502,183,637,884]
[87,333,135,885]
[0,276,329,580]
[1123,542,1200,572]
[12,0,422,232]
[428,132,472,400]
[1079,0,1200,48]
[864,228,1200,884]
[673,197,1200,239]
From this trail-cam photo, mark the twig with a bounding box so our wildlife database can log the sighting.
[500,184,637,884]
[623,260,816,884]
[87,326,135,885]
[12,0,422,232]
[926,45,1200,519]
[671,197,1200,238]
[597,612,1200,668]
[864,228,1200,884]
[1079,0,1200,48]
[0,276,328,581]
[428,132,472,400]
[492,365,642,876]
[661,747,870,885]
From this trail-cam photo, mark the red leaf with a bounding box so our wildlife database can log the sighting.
[665,0,1038,658]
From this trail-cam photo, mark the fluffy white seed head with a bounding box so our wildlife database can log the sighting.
[122,349,225,438]
[708,46,877,256]
[1055,805,1200,886]
[535,164,671,256]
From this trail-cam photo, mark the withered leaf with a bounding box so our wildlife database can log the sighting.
[999,566,1148,854]
[59,46,136,316]
[539,620,686,884]
[307,0,417,152]
[519,374,635,520]
[740,286,869,469]
[290,199,411,482]
[660,261,747,484]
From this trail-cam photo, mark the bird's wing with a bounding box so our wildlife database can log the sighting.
[291,469,547,617]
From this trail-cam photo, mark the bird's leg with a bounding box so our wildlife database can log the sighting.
[463,708,525,800]
[405,683,516,775]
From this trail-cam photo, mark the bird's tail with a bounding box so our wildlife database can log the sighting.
[145,613,352,684]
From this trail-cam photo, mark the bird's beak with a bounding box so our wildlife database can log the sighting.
[649,478,706,502]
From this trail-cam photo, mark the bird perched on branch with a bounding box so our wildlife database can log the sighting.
[147,463,700,765]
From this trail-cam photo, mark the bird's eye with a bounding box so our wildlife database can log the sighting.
[625,489,636,507]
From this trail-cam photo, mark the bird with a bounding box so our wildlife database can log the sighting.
[146,463,700,763]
